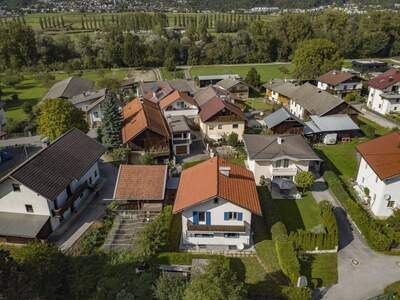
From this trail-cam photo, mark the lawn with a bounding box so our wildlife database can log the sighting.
[357,115,391,137]
[1,69,128,121]
[245,98,275,111]
[190,63,293,82]
[300,253,338,288]
[160,67,184,80]
[270,192,323,233]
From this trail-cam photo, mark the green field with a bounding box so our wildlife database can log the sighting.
[190,63,293,81]
[2,69,128,121]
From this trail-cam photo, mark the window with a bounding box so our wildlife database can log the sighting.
[232,124,239,129]
[198,212,205,223]
[376,176,379,183]
[228,245,237,250]
[209,125,214,130]
[224,212,243,221]
[343,85,347,90]
[275,160,281,168]
[275,159,289,168]
[213,198,219,204]
[25,205,33,213]
[224,233,240,238]
[12,183,21,192]
[194,234,214,238]
[94,170,98,178]
[89,177,93,185]
[283,159,289,168]
[218,124,223,129]
[387,201,395,208]
[93,111,99,118]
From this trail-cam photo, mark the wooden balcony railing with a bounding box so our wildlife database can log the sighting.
[187,220,246,233]
[52,182,92,217]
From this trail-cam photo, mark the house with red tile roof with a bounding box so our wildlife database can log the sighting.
[367,68,400,115]
[173,157,261,250]
[355,131,400,217]
[121,97,170,160]
[317,70,362,97]
[158,90,199,119]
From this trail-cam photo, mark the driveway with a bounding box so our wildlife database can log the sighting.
[353,103,398,129]
[53,160,118,251]
[311,178,400,300]
[0,135,42,147]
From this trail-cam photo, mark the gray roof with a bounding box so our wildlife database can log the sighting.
[290,83,344,116]
[215,79,242,90]
[167,80,196,94]
[194,85,233,107]
[243,134,321,161]
[168,115,190,133]
[70,88,107,105]
[381,92,400,100]
[264,107,304,129]
[2,128,106,200]
[263,80,299,98]
[0,212,49,238]
[304,114,360,134]
[138,80,196,99]
[44,77,94,100]
[197,74,241,81]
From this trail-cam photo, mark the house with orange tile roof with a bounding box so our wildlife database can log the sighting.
[113,164,168,211]
[159,90,199,119]
[173,157,261,250]
[121,97,170,160]
[355,132,400,217]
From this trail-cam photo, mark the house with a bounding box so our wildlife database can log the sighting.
[288,83,357,120]
[199,97,245,142]
[195,85,245,109]
[137,80,197,101]
[0,128,105,243]
[159,90,199,119]
[367,68,400,115]
[215,79,250,100]
[113,164,168,212]
[304,114,362,143]
[263,80,298,106]
[197,74,241,88]
[243,134,321,186]
[352,60,389,74]
[173,157,262,250]
[317,70,363,97]
[263,107,304,135]
[70,89,108,128]
[167,115,192,156]
[43,77,94,100]
[355,132,400,217]
[121,97,170,160]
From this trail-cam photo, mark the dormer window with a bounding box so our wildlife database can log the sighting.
[12,183,21,192]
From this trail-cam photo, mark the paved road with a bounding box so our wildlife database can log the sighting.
[353,104,398,129]
[54,161,118,251]
[311,178,400,300]
[0,135,42,147]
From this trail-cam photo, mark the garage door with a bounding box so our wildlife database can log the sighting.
[176,145,187,155]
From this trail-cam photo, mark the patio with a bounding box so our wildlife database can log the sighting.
[270,178,301,200]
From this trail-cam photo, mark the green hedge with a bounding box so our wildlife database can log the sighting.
[289,201,338,251]
[271,222,288,242]
[323,170,394,251]
[282,287,312,300]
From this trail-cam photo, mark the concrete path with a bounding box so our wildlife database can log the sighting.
[353,104,398,129]
[0,135,42,147]
[154,68,162,80]
[311,178,400,300]
[54,161,118,251]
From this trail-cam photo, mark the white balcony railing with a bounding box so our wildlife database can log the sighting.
[272,167,298,176]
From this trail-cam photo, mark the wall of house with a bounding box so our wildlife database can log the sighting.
[247,158,310,184]
[289,100,305,120]
[163,101,199,118]
[0,179,51,216]
[356,157,400,217]
[367,85,400,115]
[89,106,103,127]
[317,81,362,93]
[200,120,245,141]
[181,198,252,248]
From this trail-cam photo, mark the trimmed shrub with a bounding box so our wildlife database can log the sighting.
[271,222,288,242]
[275,239,301,285]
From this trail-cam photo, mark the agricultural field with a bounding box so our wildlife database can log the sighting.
[190,63,294,82]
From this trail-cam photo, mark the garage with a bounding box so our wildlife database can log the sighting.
[175,145,188,155]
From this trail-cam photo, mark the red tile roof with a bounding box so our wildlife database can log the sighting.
[199,97,245,122]
[173,157,262,215]
[114,165,168,200]
[121,98,170,144]
[368,68,400,90]
[318,70,358,86]
[356,131,400,180]
[159,90,196,110]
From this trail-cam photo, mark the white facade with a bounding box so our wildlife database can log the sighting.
[181,198,252,250]
[367,85,400,115]
[317,81,362,95]
[247,157,310,185]
[289,100,305,120]
[74,102,104,128]
[0,161,100,234]
[355,157,400,217]
[200,120,245,141]
[172,131,191,156]
[162,101,199,119]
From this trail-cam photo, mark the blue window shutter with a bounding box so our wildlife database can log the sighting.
[224,212,229,220]
[238,212,243,221]
[193,211,199,224]
[206,212,211,225]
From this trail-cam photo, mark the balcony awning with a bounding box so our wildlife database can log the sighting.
[272,177,295,190]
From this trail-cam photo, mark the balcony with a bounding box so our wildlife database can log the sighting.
[272,167,298,176]
[173,138,191,145]
[187,220,246,233]
[53,182,91,217]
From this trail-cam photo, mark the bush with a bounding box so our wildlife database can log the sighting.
[384,281,400,297]
[227,132,239,147]
[282,287,312,300]
[271,222,288,242]
[360,124,375,139]
[275,239,301,285]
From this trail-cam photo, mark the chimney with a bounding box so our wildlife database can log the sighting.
[41,137,50,148]
[139,95,144,103]
[219,166,231,177]
[277,136,284,144]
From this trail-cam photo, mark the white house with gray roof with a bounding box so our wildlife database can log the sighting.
[43,76,94,101]
[243,134,321,186]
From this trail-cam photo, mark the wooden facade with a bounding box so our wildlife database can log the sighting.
[127,129,170,156]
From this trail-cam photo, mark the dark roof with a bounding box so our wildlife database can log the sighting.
[194,85,236,107]
[263,80,299,98]
[199,97,245,122]
[264,107,304,129]
[44,77,94,100]
[368,68,400,90]
[3,129,105,200]
[0,212,49,239]
[290,83,344,116]
[243,134,321,161]
[318,70,360,86]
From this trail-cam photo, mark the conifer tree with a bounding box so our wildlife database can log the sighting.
[101,94,123,148]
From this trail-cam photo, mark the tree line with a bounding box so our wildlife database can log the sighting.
[1,10,400,72]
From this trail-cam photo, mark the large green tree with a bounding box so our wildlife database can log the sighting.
[153,273,187,300]
[245,67,261,88]
[292,38,343,79]
[37,99,89,141]
[101,94,123,148]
